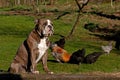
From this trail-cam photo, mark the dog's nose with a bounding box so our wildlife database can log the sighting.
[48,25,54,31]
[48,25,52,29]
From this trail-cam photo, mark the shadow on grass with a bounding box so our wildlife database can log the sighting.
[0,72,22,80]
[53,33,65,38]
[48,60,59,63]
[89,33,114,41]
[113,50,120,55]
[90,11,120,20]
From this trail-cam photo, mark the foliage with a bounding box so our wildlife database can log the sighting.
[84,23,99,32]
[10,5,32,11]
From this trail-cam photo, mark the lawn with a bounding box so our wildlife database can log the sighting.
[0,1,120,74]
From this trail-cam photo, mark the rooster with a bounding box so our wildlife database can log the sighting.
[50,43,71,63]
[101,41,113,54]
[83,52,103,64]
[69,48,85,65]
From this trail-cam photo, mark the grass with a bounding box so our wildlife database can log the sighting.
[0,1,120,74]
[0,15,34,71]
[0,15,120,74]
[0,15,34,35]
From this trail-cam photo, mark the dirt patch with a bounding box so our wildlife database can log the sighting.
[0,72,120,80]
[0,11,54,17]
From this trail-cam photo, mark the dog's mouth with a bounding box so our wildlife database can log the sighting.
[48,29,54,36]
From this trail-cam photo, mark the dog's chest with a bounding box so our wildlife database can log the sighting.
[36,38,48,63]
[38,38,48,50]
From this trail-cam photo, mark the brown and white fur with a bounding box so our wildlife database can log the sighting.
[8,19,54,74]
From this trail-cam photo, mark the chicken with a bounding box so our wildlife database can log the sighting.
[50,43,71,63]
[54,37,65,49]
[101,41,112,54]
[84,52,103,64]
[115,31,120,50]
[69,48,85,65]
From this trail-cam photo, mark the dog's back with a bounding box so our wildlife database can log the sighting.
[8,40,29,73]
[8,31,39,73]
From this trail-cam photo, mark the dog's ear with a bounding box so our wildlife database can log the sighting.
[35,19,43,36]
[35,19,40,30]
[35,19,41,25]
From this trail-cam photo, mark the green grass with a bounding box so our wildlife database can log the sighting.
[0,2,120,74]
[0,15,34,36]
[0,14,120,74]
[0,15,34,71]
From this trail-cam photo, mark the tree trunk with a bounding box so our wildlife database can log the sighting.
[67,12,81,38]
[49,0,54,5]
[67,0,89,38]
[18,0,20,5]
[111,0,114,8]
[24,0,26,4]
[0,0,2,7]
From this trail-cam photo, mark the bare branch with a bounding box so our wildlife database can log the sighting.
[79,0,89,5]
[75,0,89,11]
[67,0,89,39]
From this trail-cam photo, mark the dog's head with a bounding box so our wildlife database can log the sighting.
[35,19,54,37]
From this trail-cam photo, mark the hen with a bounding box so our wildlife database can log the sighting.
[84,52,103,64]
[101,41,112,54]
[50,43,71,63]
[54,37,65,49]
[69,48,85,65]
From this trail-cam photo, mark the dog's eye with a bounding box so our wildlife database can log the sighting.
[43,22,47,26]
[51,23,53,26]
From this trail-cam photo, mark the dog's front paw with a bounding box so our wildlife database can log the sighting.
[32,71,39,74]
[47,71,54,74]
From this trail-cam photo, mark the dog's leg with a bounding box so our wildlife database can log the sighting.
[42,51,53,74]
[8,63,19,73]
[30,51,39,74]
[9,63,26,73]
[27,40,38,74]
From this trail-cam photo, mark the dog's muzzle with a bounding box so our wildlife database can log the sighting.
[45,25,54,37]
[48,25,54,36]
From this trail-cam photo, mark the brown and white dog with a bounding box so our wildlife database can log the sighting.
[8,19,54,74]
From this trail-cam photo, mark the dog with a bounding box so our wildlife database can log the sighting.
[69,48,85,65]
[50,43,71,63]
[8,19,54,74]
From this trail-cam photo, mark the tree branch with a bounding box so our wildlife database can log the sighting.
[66,0,89,38]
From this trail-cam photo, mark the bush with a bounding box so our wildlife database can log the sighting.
[84,23,99,32]
[10,5,32,11]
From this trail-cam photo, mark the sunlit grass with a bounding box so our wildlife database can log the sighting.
[0,1,120,74]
